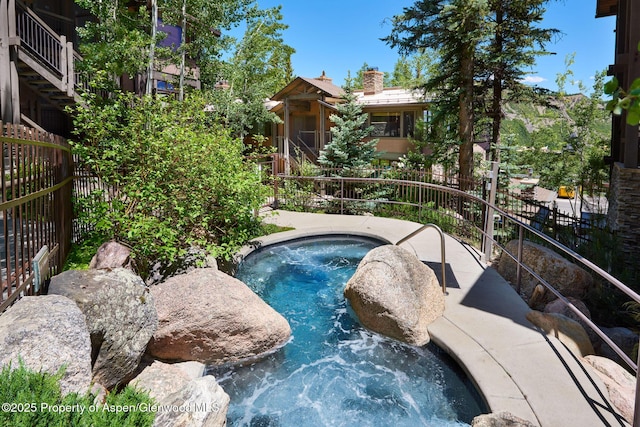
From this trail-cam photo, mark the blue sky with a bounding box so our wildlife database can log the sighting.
[253,0,616,94]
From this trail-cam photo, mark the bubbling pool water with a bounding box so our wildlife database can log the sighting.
[208,236,486,426]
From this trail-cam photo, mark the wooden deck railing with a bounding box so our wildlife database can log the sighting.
[15,1,77,95]
[0,121,73,312]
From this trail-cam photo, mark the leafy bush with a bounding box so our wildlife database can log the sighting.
[70,91,268,278]
[0,361,154,427]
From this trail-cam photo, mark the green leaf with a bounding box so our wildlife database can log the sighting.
[627,106,640,126]
[605,99,618,112]
[604,77,619,95]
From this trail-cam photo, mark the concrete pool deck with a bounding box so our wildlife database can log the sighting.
[252,210,629,427]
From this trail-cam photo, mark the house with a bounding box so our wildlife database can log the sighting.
[596,0,640,268]
[0,0,200,137]
[268,69,430,165]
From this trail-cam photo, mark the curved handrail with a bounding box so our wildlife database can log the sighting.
[275,173,640,373]
[396,223,447,295]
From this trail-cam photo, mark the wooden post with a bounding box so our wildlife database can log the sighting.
[284,98,290,174]
[59,35,67,93]
[319,97,325,151]
[66,41,74,97]
[7,0,18,124]
[0,0,13,123]
[624,0,640,168]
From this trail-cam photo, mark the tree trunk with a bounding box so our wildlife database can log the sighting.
[458,46,475,190]
[490,3,504,163]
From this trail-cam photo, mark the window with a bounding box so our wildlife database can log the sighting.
[369,111,417,138]
[370,113,401,137]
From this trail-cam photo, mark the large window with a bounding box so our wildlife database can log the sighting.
[369,111,417,137]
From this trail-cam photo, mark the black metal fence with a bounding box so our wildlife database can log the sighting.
[0,121,73,312]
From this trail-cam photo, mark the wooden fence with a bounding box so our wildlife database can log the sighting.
[0,121,73,312]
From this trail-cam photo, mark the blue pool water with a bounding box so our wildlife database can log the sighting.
[209,236,486,426]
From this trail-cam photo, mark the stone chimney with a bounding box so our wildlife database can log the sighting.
[363,68,384,95]
[315,71,333,84]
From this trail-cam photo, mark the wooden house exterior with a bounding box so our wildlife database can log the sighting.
[269,70,430,165]
[596,0,640,268]
[0,0,200,137]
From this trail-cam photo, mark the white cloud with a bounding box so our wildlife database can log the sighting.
[520,76,547,84]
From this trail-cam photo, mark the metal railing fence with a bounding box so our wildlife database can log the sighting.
[268,172,639,371]
[0,121,73,312]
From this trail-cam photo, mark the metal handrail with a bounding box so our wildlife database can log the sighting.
[396,223,447,295]
[275,174,640,371]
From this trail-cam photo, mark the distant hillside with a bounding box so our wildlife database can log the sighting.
[500,93,610,147]
[496,93,610,191]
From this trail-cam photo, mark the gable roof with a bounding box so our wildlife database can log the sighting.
[271,76,344,101]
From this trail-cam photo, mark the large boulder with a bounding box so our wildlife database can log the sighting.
[496,240,593,308]
[343,245,444,346]
[471,411,536,427]
[544,297,598,345]
[146,268,291,364]
[152,376,229,427]
[526,310,595,357]
[0,295,92,395]
[131,359,228,427]
[48,268,157,390]
[583,355,635,423]
[89,241,133,270]
[595,326,639,366]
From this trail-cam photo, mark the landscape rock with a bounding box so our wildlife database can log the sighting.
[526,310,595,357]
[496,240,593,308]
[544,297,598,344]
[344,245,444,346]
[471,411,536,427]
[0,295,92,395]
[595,326,639,367]
[130,359,192,402]
[147,268,290,364]
[48,268,157,390]
[89,240,133,270]
[583,355,635,423]
[146,246,218,286]
[152,376,229,427]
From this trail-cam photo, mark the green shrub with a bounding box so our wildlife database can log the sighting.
[0,361,154,427]
[70,91,268,278]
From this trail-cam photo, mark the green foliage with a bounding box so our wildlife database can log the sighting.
[0,361,154,427]
[604,42,640,125]
[70,91,267,278]
[63,235,106,271]
[318,83,380,172]
[206,5,294,139]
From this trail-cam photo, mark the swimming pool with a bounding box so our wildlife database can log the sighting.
[209,236,486,426]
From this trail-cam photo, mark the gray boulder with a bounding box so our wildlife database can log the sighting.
[48,268,157,390]
[130,359,195,402]
[471,411,536,427]
[152,376,229,427]
[496,240,593,308]
[147,268,290,364]
[0,295,92,395]
[89,241,133,270]
[344,245,444,346]
[595,326,639,366]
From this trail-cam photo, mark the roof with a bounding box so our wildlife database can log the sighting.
[595,0,617,17]
[353,87,430,107]
[271,76,344,101]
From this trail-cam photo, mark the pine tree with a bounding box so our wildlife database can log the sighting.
[318,84,379,173]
